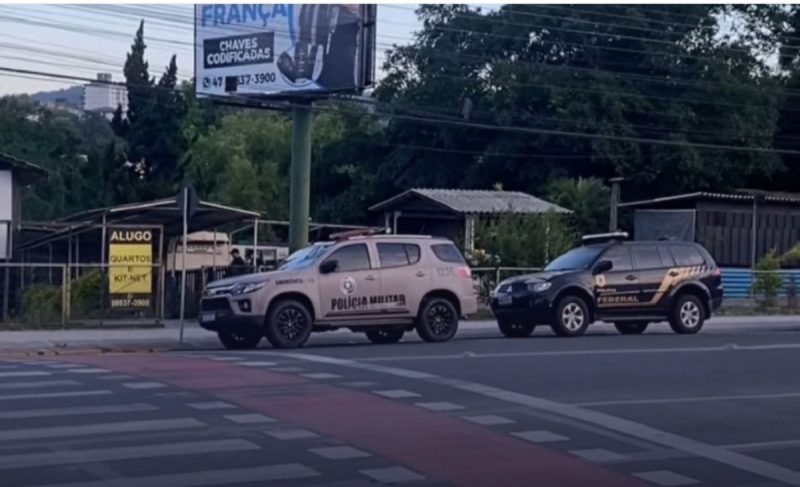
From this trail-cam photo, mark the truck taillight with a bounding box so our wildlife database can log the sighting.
[457,266,472,278]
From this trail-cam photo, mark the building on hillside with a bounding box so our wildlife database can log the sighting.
[369,188,571,251]
[83,73,128,116]
[620,190,800,268]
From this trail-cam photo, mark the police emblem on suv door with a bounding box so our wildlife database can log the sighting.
[340,276,356,295]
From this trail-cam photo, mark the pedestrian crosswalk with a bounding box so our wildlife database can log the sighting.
[0,359,427,487]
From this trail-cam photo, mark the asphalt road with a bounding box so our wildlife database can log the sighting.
[3,319,800,486]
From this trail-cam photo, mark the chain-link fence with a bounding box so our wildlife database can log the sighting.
[0,263,164,328]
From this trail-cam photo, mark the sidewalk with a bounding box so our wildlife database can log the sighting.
[1,316,799,356]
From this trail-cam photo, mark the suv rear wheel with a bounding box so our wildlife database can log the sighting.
[366,329,405,344]
[265,299,313,349]
[217,329,262,350]
[614,322,648,335]
[669,294,705,334]
[417,297,459,343]
[551,295,590,337]
[498,321,535,338]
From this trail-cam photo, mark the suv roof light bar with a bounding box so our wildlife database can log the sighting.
[581,231,630,245]
[329,228,381,241]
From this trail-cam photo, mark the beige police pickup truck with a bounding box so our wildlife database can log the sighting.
[198,233,478,349]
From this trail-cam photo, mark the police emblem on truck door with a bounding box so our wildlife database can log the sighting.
[340,276,356,295]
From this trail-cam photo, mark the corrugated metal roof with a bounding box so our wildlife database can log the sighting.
[369,188,571,214]
[0,152,48,185]
[619,190,800,209]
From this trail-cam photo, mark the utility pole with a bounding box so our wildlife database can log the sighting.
[609,177,624,232]
[289,102,312,253]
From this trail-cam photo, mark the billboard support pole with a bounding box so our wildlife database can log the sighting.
[289,102,312,253]
[179,187,188,344]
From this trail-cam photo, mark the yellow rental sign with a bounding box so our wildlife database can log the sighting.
[108,229,153,308]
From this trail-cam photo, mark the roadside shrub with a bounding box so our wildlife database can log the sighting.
[474,211,576,268]
[70,269,105,318]
[20,285,62,327]
[753,250,782,308]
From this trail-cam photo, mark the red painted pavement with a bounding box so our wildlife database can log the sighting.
[69,354,645,487]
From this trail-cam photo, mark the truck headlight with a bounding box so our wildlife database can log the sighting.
[527,282,551,293]
[231,281,268,295]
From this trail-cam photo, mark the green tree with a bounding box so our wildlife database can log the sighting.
[474,212,576,267]
[544,177,610,235]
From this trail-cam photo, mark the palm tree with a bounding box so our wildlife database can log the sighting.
[544,177,610,235]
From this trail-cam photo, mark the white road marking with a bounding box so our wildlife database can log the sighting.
[360,466,425,483]
[0,403,156,420]
[275,351,800,486]
[373,389,421,399]
[209,357,241,361]
[462,414,515,426]
[415,401,465,412]
[339,381,379,388]
[28,464,319,487]
[300,373,342,379]
[511,430,569,443]
[0,371,50,378]
[356,342,800,362]
[0,418,204,441]
[265,428,320,440]
[0,390,111,401]
[724,438,800,452]
[270,366,306,372]
[64,368,110,374]
[0,439,260,469]
[570,448,630,463]
[224,414,277,424]
[122,382,166,390]
[0,380,80,391]
[632,470,699,486]
[238,361,277,367]
[578,391,800,407]
[309,446,371,460]
[187,401,236,410]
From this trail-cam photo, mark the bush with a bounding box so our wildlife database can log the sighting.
[753,250,782,308]
[20,285,62,327]
[474,211,576,268]
[70,269,105,318]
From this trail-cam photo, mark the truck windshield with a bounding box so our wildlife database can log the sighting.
[279,243,334,270]
[545,246,604,271]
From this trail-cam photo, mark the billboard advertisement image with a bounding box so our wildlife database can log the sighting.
[195,4,376,98]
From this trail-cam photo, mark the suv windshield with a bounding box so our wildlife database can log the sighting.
[279,243,334,270]
[545,246,604,271]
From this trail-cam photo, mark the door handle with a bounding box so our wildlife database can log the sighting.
[625,275,637,281]
[365,275,377,281]
[415,271,426,277]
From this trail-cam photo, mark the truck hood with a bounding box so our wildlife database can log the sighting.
[206,270,292,288]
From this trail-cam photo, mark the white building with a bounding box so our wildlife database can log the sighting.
[83,73,128,116]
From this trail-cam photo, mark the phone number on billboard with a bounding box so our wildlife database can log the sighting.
[202,73,277,89]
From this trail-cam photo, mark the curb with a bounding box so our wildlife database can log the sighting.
[0,347,173,358]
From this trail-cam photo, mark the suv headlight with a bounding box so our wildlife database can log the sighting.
[231,281,268,295]
[527,281,551,293]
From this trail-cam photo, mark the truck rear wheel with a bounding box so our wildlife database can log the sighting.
[417,298,459,343]
[265,299,313,349]
[669,294,705,334]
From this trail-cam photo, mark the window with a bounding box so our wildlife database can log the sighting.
[670,245,705,266]
[431,243,466,264]
[545,246,603,271]
[323,244,371,272]
[601,246,632,272]
[632,245,662,270]
[657,245,675,267]
[377,243,421,268]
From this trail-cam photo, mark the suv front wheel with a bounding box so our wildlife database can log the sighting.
[551,295,590,337]
[669,294,705,334]
[417,298,459,343]
[265,299,313,349]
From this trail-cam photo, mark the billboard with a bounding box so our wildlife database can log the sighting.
[195,4,376,98]
[108,229,154,309]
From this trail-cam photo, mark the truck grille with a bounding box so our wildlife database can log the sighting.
[201,298,231,312]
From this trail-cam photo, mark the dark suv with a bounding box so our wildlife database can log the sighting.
[490,234,723,337]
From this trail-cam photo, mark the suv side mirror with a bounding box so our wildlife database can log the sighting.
[593,260,613,274]
[320,260,338,274]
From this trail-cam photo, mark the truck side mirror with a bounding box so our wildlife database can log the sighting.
[320,260,338,274]
[593,260,613,274]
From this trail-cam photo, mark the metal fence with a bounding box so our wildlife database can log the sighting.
[471,267,541,305]
[0,263,164,328]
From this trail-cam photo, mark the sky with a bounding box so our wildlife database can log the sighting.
[0,3,435,95]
